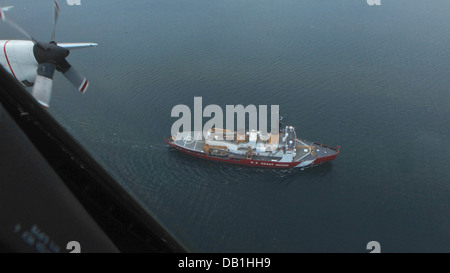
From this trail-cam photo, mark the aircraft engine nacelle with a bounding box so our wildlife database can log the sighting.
[0,40,38,86]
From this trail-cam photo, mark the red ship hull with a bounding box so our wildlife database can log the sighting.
[165,137,339,169]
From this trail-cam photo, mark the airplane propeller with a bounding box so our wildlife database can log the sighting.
[51,0,59,43]
[1,6,37,43]
[1,1,90,107]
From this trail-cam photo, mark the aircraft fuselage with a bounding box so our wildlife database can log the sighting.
[0,40,38,86]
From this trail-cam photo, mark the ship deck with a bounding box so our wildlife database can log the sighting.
[172,132,206,152]
[296,139,340,162]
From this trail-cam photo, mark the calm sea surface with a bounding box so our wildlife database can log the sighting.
[3,0,449,252]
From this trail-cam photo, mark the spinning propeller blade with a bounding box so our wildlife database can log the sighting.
[32,63,56,108]
[51,1,60,43]
[58,59,89,93]
[1,5,37,43]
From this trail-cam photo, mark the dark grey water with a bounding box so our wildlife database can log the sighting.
[2,0,449,252]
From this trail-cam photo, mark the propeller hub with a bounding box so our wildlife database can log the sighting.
[33,42,69,65]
